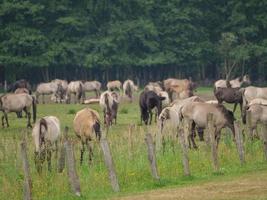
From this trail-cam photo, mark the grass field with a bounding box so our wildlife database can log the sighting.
[0,88,267,200]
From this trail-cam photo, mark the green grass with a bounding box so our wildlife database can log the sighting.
[0,88,267,200]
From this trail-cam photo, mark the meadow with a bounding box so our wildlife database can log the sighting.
[0,88,267,200]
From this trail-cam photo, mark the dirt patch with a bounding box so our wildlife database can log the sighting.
[115,171,267,200]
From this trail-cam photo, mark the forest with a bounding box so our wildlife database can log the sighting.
[0,0,267,85]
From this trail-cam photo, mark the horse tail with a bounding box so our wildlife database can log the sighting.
[39,118,47,148]
[78,82,84,101]
[32,95,37,123]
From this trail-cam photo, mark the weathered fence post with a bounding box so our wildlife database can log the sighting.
[207,113,219,172]
[234,121,245,164]
[145,133,160,180]
[100,137,120,192]
[20,139,32,200]
[58,127,68,173]
[64,127,81,197]
[178,119,190,176]
[246,110,253,140]
[261,123,267,160]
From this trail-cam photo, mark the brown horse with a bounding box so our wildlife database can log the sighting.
[0,93,36,127]
[181,102,235,149]
[73,108,101,164]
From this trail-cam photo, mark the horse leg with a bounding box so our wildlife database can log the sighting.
[4,112,9,127]
[80,141,85,165]
[233,103,237,113]
[190,122,198,149]
[215,130,221,150]
[25,108,32,128]
[197,128,204,141]
[149,110,152,125]
[42,94,45,104]
[2,115,5,127]
[87,140,93,166]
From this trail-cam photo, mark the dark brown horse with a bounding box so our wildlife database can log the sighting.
[8,79,32,94]
[139,90,165,125]
[214,87,243,113]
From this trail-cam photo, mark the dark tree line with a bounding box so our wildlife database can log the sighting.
[0,0,267,86]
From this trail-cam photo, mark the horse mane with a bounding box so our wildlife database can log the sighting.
[39,118,48,148]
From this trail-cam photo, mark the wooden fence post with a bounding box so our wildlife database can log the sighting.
[145,133,160,180]
[261,123,267,160]
[177,119,190,176]
[246,110,253,140]
[20,140,32,200]
[234,121,245,164]
[100,138,120,192]
[58,127,68,173]
[207,113,219,172]
[64,127,81,197]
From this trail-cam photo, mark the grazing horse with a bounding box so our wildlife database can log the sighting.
[65,81,84,104]
[107,80,122,92]
[242,101,267,138]
[180,102,235,149]
[214,75,251,89]
[82,80,102,98]
[36,82,62,104]
[123,79,137,102]
[51,79,68,102]
[214,87,243,113]
[99,91,119,125]
[73,108,101,165]
[14,88,30,118]
[139,90,165,125]
[163,78,194,102]
[159,96,204,134]
[7,79,32,94]
[32,116,61,172]
[0,93,36,128]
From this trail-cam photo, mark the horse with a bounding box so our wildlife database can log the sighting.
[139,90,165,125]
[65,81,84,104]
[242,86,267,108]
[107,80,122,92]
[14,88,30,118]
[214,87,243,113]
[180,102,235,149]
[7,79,32,94]
[163,78,194,102]
[32,116,61,172]
[0,93,36,128]
[144,82,163,94]
[82,80,101,98]
[73,108,101,165]
[214,75,251,89]
[242,102,267,139]
[51,79,68,102]
[36,82,61,104]
[159,96,204,134]
[99,91,119,126]
[123,79,137,102]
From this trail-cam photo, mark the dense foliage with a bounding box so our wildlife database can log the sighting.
[0,0,267,83]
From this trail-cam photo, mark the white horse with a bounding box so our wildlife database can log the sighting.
[65,81,84,104]
[83,81,101,98]
[214,75,251,89]
[36,82,61,104]
[32,116,61,172]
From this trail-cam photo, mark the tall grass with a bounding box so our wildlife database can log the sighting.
[0,89,267,199]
